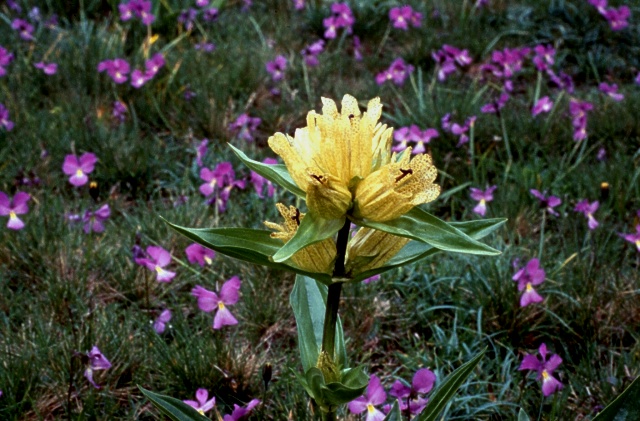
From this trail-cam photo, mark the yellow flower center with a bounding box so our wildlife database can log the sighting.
[542,370,549,380]
[525,283,533,292]
[367,403,375,414]
[204,256,212,265]
[9,211,17,220]
[155,266,166,275]
[76,169,84,177]
[218,302,225,310]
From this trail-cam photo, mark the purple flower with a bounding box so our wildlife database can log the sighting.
[469,185,497,217]
[191,276,241,329]
[113,101,128,123]
[389,6,422,30]
[481,93,509,114]
[250,157,277,198]
[144,53,165,78]
[222,399,260,421]
[532,96,553,116]
[362,274,381,284]
[0,103,14,131]
[97,58,131,84]
[184,388,216,415]
[512,258,545,307]
[599,82,624,102]
[292,0,305,10]
[569,99,593,141]
[83,204,110,233]
[130,69,149,88]
[229,113,261,142]
[196,0,209,7]
[185,243,216,266]
[530,189,562,216]
[301,40,325,67]
[179,8,198,31]
[589,0,607,14]
[135,246,176,282]
[388,368,436,415]
[348,375,386,421]
[34,61,57,75]
[353,36,363,61]
[519,343,563,396]
[0,191,30,230]
[120,0,155,25]
[574,199,599,230]
[635,72,640,85]
[0,46,14,77]
[604,6,630,31]
[199,162,235,197]
[84,346,112,389]
[266,55,287,82]
[63,152,98,187]
[153,309,172,334]
[375,57,414,86]
[490,47,530,78]
[323,3,354,39]
[621,225,640,252]
[195,138,208,166]
[392,125,438,154]
[533,44,555,72]
[195,41,216,52]
[11,19,34,41]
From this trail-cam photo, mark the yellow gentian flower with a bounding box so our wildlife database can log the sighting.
[264,203,336,274]
[268,94,440,222]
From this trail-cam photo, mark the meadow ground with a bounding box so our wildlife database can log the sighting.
[0,0,639,419]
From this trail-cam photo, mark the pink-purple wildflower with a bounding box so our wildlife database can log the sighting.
[83,346,112,389]
[432,44,472,81]
[184,388,216,415]
[97,58,131,84]
[222,399,260,421]
[469,185,497,217]
[348,374,386,421]
[178,8,198,31]
[323,3,354,39]
[266,55,287,82]
[34,61,58,75]
[62,152,98,187]
[533,44,555,72]
[481,92,509,114]
[392,125,438,154]
[530,189,562,216]
[574,199,599,230]
[388,368,436,415]
[389,6,422,30]
[119,0,155,25]
[135,246,176,282]
[301,40,325,67]
[229,114,261,142]
[0,103,14,131]
[185,243,216,266]
[0,191,30,230]
[82,204,111,233]
[0,46,14,76]
[153,309,172,334]
[250,157,277,198]
[568,99,593,141]
[375,57,414,86]
[191,276,241,329]
[519,343,563,397]
[621,225,640,252]
[532,96,553,116]
[112,101,128,123]
[11,19,35,41]
[195,138,208,166]
[512,258,545,307]
[599,82,624,102]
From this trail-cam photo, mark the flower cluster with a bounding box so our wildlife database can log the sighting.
[432,44,472,81]
[229,114,261,142]
[588,0,630,31]
[323,3,354,39]
[183,388,259,419]
[392,125,438,154]
[119,0,155,25]
[199,161,246,212]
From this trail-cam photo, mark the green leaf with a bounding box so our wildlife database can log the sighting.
[413,349,485,421]
[272,213,345,263]
[355,207,502,256]
[384,400,403,421]
[349,218,506,282]
[304,366,369,409]
[518,408,532,421]
[164,219,332,284]
[290,275,347,373]
[593,375,640,421]
[229,143,305,198]
[138,386,210,421]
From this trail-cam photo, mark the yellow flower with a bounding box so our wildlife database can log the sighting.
[264,203,336,273]
[268,94,440,221]
[345,227,410,276]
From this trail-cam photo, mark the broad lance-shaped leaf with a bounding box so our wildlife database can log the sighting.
[272,212,345,263]
[355,207,501,256]
[414,349,485,421]
[138,386,209,421]
[384,400,402,421]
[349,218,506,283]
[592,375,640,421]
[229,143,305,198]
[164,218,332,284]
[305,366,369,410]
[291,275,347,373]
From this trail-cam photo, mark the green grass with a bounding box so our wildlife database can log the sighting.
[1,0,640,419]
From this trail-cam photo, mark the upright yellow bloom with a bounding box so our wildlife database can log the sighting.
[345,227,410,276]
[264,203,336,274]
[268,94,440,222]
